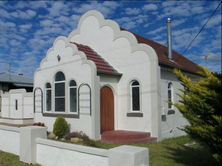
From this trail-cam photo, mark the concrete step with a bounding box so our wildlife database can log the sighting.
[100,130,157,144]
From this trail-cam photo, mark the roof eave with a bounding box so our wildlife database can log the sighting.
[97,71,123,78]
[159,62,203,77]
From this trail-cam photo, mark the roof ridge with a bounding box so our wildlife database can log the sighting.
[0,72,32,78]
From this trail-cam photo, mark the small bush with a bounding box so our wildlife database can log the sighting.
[33,122,45,127]
[69,131,96,147]
[53,116,69,139]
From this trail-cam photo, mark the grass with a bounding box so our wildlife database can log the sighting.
[0,150,41,166]
[93,136,220,166]
[133,136,220,166]
[1,135,219,166]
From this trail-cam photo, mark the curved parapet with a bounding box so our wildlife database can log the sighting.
[34,36,97,81]
[68,10,158,65]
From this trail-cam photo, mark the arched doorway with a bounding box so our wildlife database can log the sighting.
[100,86,114,133]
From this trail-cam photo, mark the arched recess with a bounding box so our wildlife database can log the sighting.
[78,83,91,116]
[33,87,43,113]
[100,86,114,133]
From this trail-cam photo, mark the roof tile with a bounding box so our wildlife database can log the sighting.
[71,42,117,74]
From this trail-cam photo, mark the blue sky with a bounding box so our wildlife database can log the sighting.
[0,0,221,77]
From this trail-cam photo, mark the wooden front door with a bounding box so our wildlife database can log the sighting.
[100,86,114,133]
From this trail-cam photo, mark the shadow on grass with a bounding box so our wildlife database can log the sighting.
[162,144,220,166]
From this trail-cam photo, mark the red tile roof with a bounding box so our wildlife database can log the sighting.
[71,42,117,74]
[121,28,202,73]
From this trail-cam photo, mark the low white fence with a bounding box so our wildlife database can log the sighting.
[0,125,149,166]
[0,125,20,155]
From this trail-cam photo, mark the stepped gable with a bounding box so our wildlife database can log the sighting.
[71,42,117,74]
[120,27,202,73]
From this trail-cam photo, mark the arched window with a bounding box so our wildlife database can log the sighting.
[168,82,173,109]
[69,80,77,113]
[55,72,65,112]
[130,80,140,111]
[45,83,51,111]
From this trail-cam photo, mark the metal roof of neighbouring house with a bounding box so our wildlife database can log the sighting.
[0,72,33,87]
[120,28,202,74]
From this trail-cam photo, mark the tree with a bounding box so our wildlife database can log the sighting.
[172,66,222,163]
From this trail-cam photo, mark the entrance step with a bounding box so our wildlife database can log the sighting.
[100,130,157,144]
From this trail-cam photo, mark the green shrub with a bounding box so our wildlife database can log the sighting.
[53,116,69,139]
[69,131,96,147]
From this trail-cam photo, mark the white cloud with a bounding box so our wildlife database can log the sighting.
[172,19,186,27]
[102,1,119,9]
[57,16,70,24]
[72,2,117,17]
[10,12,19,18]
[48,2,69,17]
[161,1,177,7]
[28,1,48,9]
[125,8,141,15]
[19,23,32,29]
[191,6,204,14]
[143,4,158,11]
[147,26,166,35]
[40,20,54,27]
[13,1,28,9]
[0,20,16,29]
[202,14,221,28]
[152,35,164,41]
[9,39,20,46]
[14,34,26,41]
[122,21,137,30]
[0,9,11,18]
[116,17,131,24]
[17,10,36,19]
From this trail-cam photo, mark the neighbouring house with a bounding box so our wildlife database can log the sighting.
[0,10,202,141]
[0,73,33,116]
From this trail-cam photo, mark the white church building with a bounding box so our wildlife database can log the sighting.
[0,10,202,141]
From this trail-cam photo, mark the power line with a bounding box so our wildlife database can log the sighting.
[174,1,222,63]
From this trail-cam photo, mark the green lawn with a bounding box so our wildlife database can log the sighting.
[94,136,220,166]
[0,150,41,166]
[0,136,220,166]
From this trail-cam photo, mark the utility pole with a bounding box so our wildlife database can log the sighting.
[204,54,210,69]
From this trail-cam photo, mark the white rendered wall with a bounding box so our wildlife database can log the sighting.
[36,138,108,166]
[33,37,100,139]
[0,126,149,166]
[1,89,33,119]
[160,69,189,139]
[1,96,9,117]
[0,125,20,155]
[69,11,161,137]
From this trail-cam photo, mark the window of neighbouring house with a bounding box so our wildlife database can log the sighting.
[69,80,77,113]
[15,99,18,110]
[130,80,140,111]
[168,82,173,109]
[45,83,51,111]
[55,72,65,112]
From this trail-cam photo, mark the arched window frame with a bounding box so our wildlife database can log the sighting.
[54,71,66,112]
[130,80,140,112]
[69,80,77,113]
[45,83,52,112]
[168,82,173,109]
